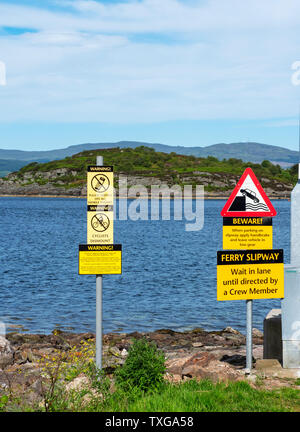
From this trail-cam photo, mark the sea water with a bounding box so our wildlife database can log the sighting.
[0,197,290,335]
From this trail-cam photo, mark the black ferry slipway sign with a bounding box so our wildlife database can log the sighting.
[217,249,284,301]
[221,168,276,250]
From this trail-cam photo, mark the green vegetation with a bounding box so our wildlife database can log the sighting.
[3,146,298,192]
[115,338,166,393]
[0,337,299,412]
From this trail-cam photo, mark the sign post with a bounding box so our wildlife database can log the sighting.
[218,168,281,372]
[79,155,122,371]
[246,300,252,371]
[96,155,103,371]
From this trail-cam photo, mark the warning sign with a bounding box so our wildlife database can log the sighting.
[79,244,122,275]
[223,217,273,250]
[217,249,284,301]
[87,166,114,206]
[79,163,122,280]
[221,168,277,217]
[87,205,114,244]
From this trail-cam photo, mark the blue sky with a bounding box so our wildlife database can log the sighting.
[0,0,300,151]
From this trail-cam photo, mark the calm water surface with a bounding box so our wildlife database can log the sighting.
[0,197,290,335]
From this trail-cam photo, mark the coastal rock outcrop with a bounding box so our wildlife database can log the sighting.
[0,336,14,369]
[0,326,297,408]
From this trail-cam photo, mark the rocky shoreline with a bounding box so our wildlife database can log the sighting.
[0,168,293,199]
[0,326,299,409]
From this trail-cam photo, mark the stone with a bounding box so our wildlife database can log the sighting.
[256,359,282,370]
[164,372,182,383]
[162,351,243,383]
[222,327,241,335]
[192,342,204,348]
[120,349,128,357]
[65,374,90,392]
[252,328,263,338]
[221,354,246,367]
[165,355,192,375]
[108,346,122,357]
[0,336,13,354]
[182,355,243,382]
[0,336,14,369]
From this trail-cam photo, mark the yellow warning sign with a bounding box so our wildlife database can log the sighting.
[87,166,114,206]
[223,217,272,250]
[217,249,284,301]
[87,205,113,244]
[79,244,122,275]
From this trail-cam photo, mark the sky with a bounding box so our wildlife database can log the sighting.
[1,0,300,151]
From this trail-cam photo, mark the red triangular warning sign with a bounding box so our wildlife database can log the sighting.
[221,167,277,217]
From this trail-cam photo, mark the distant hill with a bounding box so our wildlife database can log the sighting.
[0,141,298,176]
[0,158,54,177]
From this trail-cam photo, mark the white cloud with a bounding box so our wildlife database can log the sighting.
[0,0,299,123]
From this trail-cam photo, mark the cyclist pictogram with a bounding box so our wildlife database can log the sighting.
[91,174,110,193]
[91,213,110,232]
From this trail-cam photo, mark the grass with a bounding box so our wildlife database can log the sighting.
[98,379,300,413]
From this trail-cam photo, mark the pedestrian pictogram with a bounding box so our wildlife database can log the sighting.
[221,167,277,217]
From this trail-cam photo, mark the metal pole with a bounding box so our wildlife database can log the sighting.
[246,299,253,372]
[96,155,103,370]
[96,274,103,370]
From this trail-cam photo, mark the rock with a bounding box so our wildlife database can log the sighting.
[156,329,177,335]
[181,352,217,376]
[181,352,243,382]
[218,327,246,345]
[65,374,90,392]
[120,349,128,357]
[164,372,182,383]
[191,328,205,334]
[108,347,122,357]
[192,342,204,348]
[0,336,13,355]
[222,327,241,335]
[68,333,95,346]
[165,355,192,375]
[167,351,243,383]
[252,328,263,338]
[0,336,14,369]
[221,354,246,367]
[148,332,171,342]
[246,374,257,386]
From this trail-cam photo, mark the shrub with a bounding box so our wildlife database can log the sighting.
[115,338,166,393]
